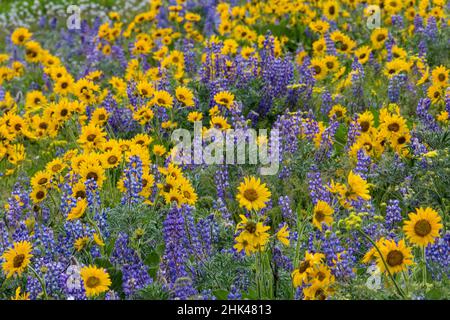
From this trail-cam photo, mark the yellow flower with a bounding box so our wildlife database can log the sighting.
[93,234,105,247]
[79,162,106,187]
[312,200,334,231]
[308,264,334,287]
[90,107,109,126]
[276,224,290,246]
[209,105,220,117]
[26,90,47,111]
[323,55,340,73]
[423,150,438,158]
[292,251,325,288]
[30,187,47,203]
[303,281,333,300]
[46,158,66,175]
[187,111,203,123]
[380,113,407,138]
[73,182,87,200]
[11,28,32,46]
[362,246,378,264]
[11,287,30,300]
[78,124,107,151]
[346,171,371,201]
[436,111,449,124]
[214,91,235,108]
[427,84,443,104]
[403,207,443,247]
[153,90,174,108]
[370,28,388,50]
[357,111,374,133]
[2,241,33,278]
[241,46,255,60]
[153,144,167,157]
[102,147,122,169]
[175,86,195,107]
[164,188,183,207]
[234,232,255,256]
[328,104,346,120]
[74,236,90,251]
[384,59,409,78]
[210,116,230,131]
[310,58,327,80]
[235,216,270,254]
[431,65,448,87]
[236,176,271,211]
[377,239,413,274]
[354,46,371,64]
[136,81,154,98]
[133,105,154,125]
[80,265,112,298]
[179,183,198,206]
[67,199,88,220]
[312,38,327,56]
[309,20,330,34]
[323,1,339,20]
[30,170,52,189]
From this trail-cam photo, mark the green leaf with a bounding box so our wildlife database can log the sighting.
[212,289,229,300]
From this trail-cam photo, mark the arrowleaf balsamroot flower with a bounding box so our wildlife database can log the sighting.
[80,265,112,298]
[2,241,33,278]
[403,207,443,247]
[236,176,271,211]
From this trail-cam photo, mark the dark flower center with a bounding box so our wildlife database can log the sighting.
[75,190,86,199]
[386,250,404,267]
[329,6,335,15]
[397,136,406,144]
[298,260,310,273]
[376,34,386,42]
[387,123,400,132]
[315,210,325,222]
[360,121,370,132]
[107,155,118,165]
[245,221,257,233]
[86,276,100,288]
[36,190,45,199]
[317,271,326,281]
[414,219,432,237]
[314,65,322,75]
[183,190,191,199]
[87,172,98,180]
[13,254,25,268]
[243,188,258,201]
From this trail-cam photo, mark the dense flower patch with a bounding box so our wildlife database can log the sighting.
[0,0,449,300]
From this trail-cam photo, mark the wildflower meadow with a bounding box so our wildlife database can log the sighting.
[0,0,449,304]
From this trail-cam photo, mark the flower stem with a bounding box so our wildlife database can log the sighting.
[29,266,48,300]
[358,229,405,299]
[422,247,427,286]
